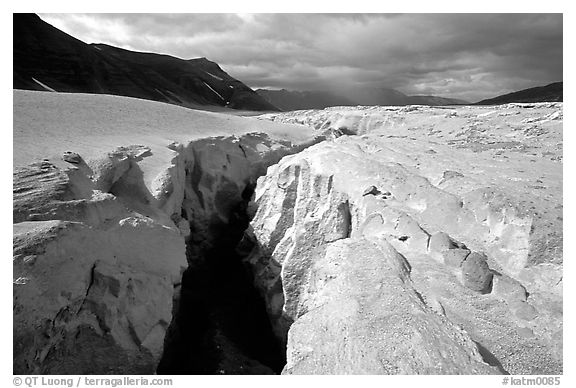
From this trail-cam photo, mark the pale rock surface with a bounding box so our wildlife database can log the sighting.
[283,239,496,374]
[13,91,319,374]
[244,103,562,374]
[14,91,563,374]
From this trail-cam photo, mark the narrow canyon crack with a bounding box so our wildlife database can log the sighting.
[155,135,322,374]
[157,190,285,374]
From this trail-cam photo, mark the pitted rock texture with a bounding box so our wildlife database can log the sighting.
[461,252,493,293]
[283,239,496,374]
[243,103,562,374]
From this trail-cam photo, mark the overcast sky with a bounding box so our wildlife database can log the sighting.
[39,13,562,102]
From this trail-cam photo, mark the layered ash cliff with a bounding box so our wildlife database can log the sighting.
[13,91,319,374]
[13,91,562,374]
[247,103,562,374]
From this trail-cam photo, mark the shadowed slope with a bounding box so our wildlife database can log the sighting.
[477,82,562,105]
[13,14,278,112]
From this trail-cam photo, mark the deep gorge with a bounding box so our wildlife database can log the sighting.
[157,183,286,374]
[155,135,324,374]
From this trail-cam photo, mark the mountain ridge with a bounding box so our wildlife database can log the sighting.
[476,82,563,105]
[13,13,278,112]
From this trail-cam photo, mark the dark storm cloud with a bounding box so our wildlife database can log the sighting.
[39,13,562,101]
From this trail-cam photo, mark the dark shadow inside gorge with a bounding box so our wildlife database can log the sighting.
[157,184,285,375]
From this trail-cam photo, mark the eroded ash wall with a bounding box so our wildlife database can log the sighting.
[13,133,322,374]
[242,103,563,375]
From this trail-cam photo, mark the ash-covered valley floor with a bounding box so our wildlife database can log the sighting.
[13,90,562,375]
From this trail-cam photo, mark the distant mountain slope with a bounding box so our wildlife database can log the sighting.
[341,87,411,106]
[256,89,357,110]
[406,95,468,105]
[476,82,563,105]
[13,13,278,112]
[257,87,468,111]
